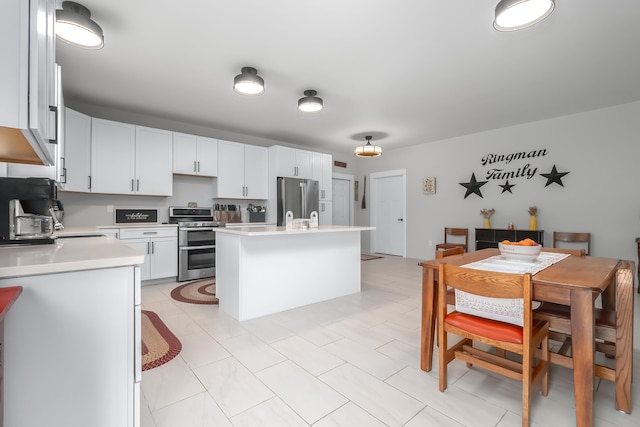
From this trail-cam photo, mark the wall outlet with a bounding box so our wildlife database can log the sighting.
[107,205,114,213]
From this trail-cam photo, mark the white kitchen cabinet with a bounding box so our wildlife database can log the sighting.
[118,227,177,281]
[90,120,172,196]
[269,145,313,179]
[6,64,64,183]
[312,152,333,201]
[319,201,333,225]
[91,118,135,194]
[0,0,57,166]
[134,126,173,196]
[173,132,218,177]
[62,108,92,192]
[1,265,140,427]
[217,140,268,199]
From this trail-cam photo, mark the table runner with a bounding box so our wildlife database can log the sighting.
[453,252,570,326]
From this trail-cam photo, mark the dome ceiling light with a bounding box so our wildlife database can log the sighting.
[298,90,323,113]
[354,135,382,158]
[494,0,555,31]
[55,1,104,49]
[233,67,265,95]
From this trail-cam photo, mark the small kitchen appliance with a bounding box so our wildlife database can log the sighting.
[169,206,221,281]
[0,177,58,245]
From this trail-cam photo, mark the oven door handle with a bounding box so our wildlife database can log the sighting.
[179,227,218,232]
[179,245,216,251]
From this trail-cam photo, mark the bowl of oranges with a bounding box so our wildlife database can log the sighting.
[498,238,541,261]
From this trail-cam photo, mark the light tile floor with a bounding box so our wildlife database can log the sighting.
[141,255,640,427]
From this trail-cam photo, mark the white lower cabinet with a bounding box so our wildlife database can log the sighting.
[0,265,139,427]
[319,201,333,225]
[118,227,177,281]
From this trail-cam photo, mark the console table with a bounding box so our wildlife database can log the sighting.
[475,228,544,250]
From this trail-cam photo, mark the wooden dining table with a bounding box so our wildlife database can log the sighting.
[419,248,621,427]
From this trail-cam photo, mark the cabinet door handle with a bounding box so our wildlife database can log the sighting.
[321,203,325,212]
[143,231,158,235]
[147,242,151,255]
[136,179,140,191]
[321,189,325,199]
[49,106,58,144]
[131,179,134,191]
[88,176,92,190]
[197,161,200,172]
[194,161,197,172]
[151,241,155,254]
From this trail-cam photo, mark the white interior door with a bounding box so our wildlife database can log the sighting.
[371,170,406,257]
[332,173,353,226]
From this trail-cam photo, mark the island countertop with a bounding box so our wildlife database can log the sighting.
[216,224,375,236]
[0,236,145,279]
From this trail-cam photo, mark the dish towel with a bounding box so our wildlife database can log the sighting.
[453,252,570,326]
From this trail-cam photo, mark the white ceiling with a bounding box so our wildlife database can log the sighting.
[55,0,640,154]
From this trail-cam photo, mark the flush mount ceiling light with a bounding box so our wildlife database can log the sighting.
[494,0,555,31]
[298,90,324,113]
[233,67,265,95]
[55,1,104,49]
[354,135,382,158]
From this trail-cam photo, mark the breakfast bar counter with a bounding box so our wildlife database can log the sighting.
[215,225,374,321]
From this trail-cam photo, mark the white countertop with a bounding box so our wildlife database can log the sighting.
[215,225,375,236]
[0,236,145,279]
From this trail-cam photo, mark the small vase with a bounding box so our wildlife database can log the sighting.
[529,215,537,230]
[483,218,491,229]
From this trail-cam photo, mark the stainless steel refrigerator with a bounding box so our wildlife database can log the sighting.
[276,177,319,226]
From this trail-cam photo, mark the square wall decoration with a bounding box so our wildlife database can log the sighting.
[423,177,436,194]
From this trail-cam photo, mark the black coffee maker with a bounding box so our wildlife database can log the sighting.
[0,177,58,245]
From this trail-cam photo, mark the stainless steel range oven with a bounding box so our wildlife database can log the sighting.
[169,207,221,281]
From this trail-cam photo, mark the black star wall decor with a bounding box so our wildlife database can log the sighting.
[540,165,570,187]
[459,173,489,199]
[500,180,516,193]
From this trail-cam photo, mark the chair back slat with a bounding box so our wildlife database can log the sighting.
[442,265,528,300]
[436,246,464,259]
[553,231,591,255]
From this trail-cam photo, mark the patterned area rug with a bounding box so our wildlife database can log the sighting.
[170,278,219,305]
[361,253,383,261]
[142,310,182,371]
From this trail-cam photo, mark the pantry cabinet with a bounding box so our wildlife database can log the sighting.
[217,140,268,199]
[118,227,177,281]
[312,152,333,201]
[0,0,58,166]
[269,145,313,179]
[173,133,218,177]
[90,119,172,196]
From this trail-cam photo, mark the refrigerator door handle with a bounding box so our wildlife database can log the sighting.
[300,182,306,218]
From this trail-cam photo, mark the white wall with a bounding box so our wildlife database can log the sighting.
[354,101,640,263]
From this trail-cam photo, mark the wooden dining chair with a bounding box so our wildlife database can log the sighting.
[435,246,464,259]
[437,265,549,427]
[436,228,469,253]
[552,231,591,255]
[533,260,635,413]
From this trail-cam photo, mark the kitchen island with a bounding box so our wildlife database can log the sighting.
[0,237,144,427]
[215,225,374,321]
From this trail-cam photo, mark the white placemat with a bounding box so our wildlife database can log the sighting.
[453,252,570,326]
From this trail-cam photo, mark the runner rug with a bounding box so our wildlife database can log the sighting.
[142,310,181,371]
[170,278,219,305]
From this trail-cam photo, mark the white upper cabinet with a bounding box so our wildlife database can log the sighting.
[0,0,57,166]
[63,108,92,192]
[135,126,173,196]
[90,120,172,196]
[91,118,136,194]
[217,140,268,199]
[312,152,333,201]
[173,133,218,177]
[269,145,313,179]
